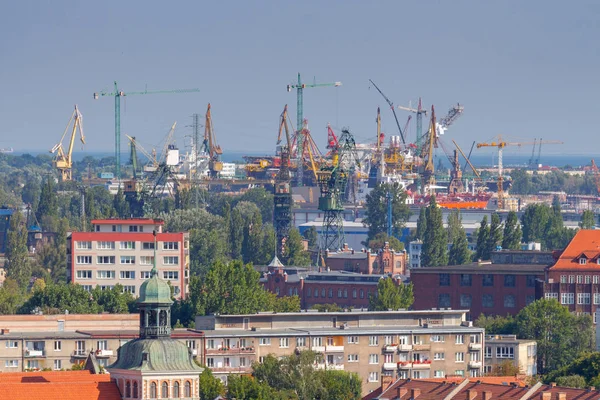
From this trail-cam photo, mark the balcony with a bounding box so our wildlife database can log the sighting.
[383,362,397,370]
[397,344,413,352]
[211,365,252,373]
[469,343,482,351]
[397,362,413,370]
[25,349,45,358]
[325,345,344,352]
[191,349,198,356]
[315,363,344,370]
[72,350,88,358]
[383,345,398,353]
[205,346,256,356]
[95,349,114,357]
[311,346,326,353]
[412,344,430,351]
[412,360,432,369]
[469,361,483,369]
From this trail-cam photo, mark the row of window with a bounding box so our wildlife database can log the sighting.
[552,292,600,305]
[559,275,600,284]
[439,273,537,288]
[94,224,147,233]
[438,293,535,308]
[76,256,179,265]
[484,346,515,359]
[5,359,64,369]
[77,270,179,280]
[147,381,192,399]
[76,241,180,250]
[305,287,371,299]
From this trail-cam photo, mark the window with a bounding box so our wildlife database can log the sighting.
[526,295,535,305]
[586,275,591,284]
[296,337,306,347]
[133,382,138,398]
[149,382,157,399]
[504,275,516,287]
[53,359,62,370]
[163,241,179,250]
[99,285,114,291]
[328,289,333,298]
[120,271,135,279]
[348,354,359,362]
[460,274,472,286]
[163,271,179,280]
[240,357,246,367]
[321,288,325,297]
[455,370,465,377]
[97,256,115,264]
[128,225,139,232]
[369,336,379,346]
[384,336,394,345]
[173,381,181,398]
[545,292,558,300]
[460,294,472,308]
[119,241,136,250]
[97,241,115,250]
[279,338,289,348]
[6,340,18,349]
[312,337,323,347]
[577,275,584,284]
[569,275,575,284]
[561,293,575,305]
[484,346,492,358]
[306,288,311,298]
[431,335,445,343]
[580,258,588,265]
[526,275,536,287]
[343,289,348,298]
[594,275,599,284]
[206,358,214,367]
[141,271,152,279]
[76,241,92,250]
[142,242,155,250]
[482,294,494,308]
[527,344,536,357]
[163,256,179,265]
[455,335,464,344]
[97,270,115,279]
[347,336,359,344]
[439,273,450,286]
[560,275,567,284]
[360,289,364,298]
[161,382,168,399]
[438,293,451,308]
[578,293,591,305]
[76,270,92,279]
[413,335,423,345]
[455,352,464,362]
[337,289,342,298]
[434,352,445,360]
[352,289,357,298]
[482,274,494,286]
[496,346,514,358]
[120,256,136,265]
[434,370,445,378]
[82,285,92,292]
[54,341,61,351]
[313,288,318,298]
[368,372,379,382]
[76,256,92,265]
[594,293,600,305]
[4,360,18,368]
[123,285,136,294]
[504,294,516,308]
[369,354,379,364]
[259,338,271,346]
[184,381,191,397]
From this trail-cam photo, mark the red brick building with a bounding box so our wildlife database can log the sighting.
[261,257,407,309]
[325,242,407,275]
[541,230,600,323]
[411,251,550,320]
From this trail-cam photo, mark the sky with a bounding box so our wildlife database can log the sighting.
[0,0,598,158]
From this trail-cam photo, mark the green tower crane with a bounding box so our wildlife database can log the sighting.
[93,81,200,181]
[287,73,341,187]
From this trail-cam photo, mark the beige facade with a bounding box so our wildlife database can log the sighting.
[484,334,537,376]
[196,310,485,395]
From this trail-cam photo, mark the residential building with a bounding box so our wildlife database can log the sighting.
[484,335,537,376]
[325,242,407,275]
[196,309,485,395]
[411,251,551,320]
[261,257,408,309]
[541,230,600,323]
[68,218,190,299]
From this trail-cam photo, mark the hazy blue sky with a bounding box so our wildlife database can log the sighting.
[0,0,598,157]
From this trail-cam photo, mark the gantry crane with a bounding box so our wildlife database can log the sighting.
[93,81,200,180]
[477,136,563,209]
[50,105,85,181]
[398,98,427,151]
[287,73,342,186]
[203,104,223,179]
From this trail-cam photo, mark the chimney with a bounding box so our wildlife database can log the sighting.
[550,383,557,387]
[467,389,478,400]
[539,393,551,400]
[483,391,492,400]
[397,387,407,398]
[411,388,421,398]
[557,393,566,400]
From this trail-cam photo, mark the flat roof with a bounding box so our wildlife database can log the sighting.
[410,263,546,274]
[91,218,164,225]
[206,309,469,318]
[1,331,91,340]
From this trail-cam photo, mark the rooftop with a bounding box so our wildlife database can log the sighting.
[549,230,600,271]
[409,263,546,274]
[91,218,164,225]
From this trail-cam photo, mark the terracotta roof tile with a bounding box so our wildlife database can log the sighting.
[549,230,600,271]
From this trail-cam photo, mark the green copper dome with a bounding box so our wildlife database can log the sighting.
[109,338,203,372]
[138,273,173,305]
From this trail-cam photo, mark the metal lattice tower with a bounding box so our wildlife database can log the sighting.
[274,149,293,256]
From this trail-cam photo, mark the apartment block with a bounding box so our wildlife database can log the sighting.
[484,334,537,376]
[196,309,485,395]
[0,314,203,372]
[68,218,190,299]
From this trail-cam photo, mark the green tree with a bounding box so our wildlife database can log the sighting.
[237,187,275,224]
[484,213,503,257]
[446,210,462,245]
[367,232,404,252]
[229,207,244,260]
[368,278,413,311]
[475,216,490,260]
[421,195,448,267]
[448,228,471,265]
[0,278,24,315]
[521,204,553,244]
[415,206,427,241]
[36,176,58,223]
[267,292,301,313]
[545,353,600,387]
[5,211,31,289]
[284,228,310,266]
[302,226,318,250]
[502,211,522,250]
[487,360,521,376]
[113,187,130,218]
[319,370,362,400]
[227,374,276,400]
[198,368,225,400]
[363,182,410,242]
[555,375,587,389]
[310,303,343,312]
[474,314,516,335]
[579,210,596,229]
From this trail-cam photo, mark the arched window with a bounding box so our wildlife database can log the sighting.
[173,381,180,398]
[125,380,131,398]
[133,382,138,398]
[150,382,157,398]
[184,381,191,397]
[161,381,169,398]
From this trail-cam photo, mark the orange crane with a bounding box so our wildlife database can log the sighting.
[476,136,563,208]
[50,105,85,181]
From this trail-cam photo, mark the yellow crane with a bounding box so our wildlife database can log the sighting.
[476,135,563,208]
[50,105,85,181]
[204,103,223,178]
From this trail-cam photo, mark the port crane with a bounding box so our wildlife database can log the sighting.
[477,136,563,209]
[287,73,341,186]
[203,104,223,179]
[50,105,85,181]
[93,81,199,180]
[274,105,293,257]
[369,79,406,145]
[398,98,427,151]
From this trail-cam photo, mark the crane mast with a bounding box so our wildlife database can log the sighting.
[369,79,406,145]
[50,105,85,181]
[274,105,293,257]
[204,104,223,178]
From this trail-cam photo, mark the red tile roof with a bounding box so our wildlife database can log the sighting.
[420,376,528,387]
[0,370,121,400]
[549,230,600,271]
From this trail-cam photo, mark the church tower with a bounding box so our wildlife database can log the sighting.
[108,232,203,399]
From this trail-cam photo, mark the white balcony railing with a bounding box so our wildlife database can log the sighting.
[384,345,398,353]
[312,346,326,353]
[469,343,482,350]
[383,362,397,370]
[96,349,113,357]
[25,350,44,357]
[325,345,344,352]
[397,344,413,352]
[469,361,483,368]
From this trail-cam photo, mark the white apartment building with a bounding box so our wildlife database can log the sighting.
[68,218,190,299]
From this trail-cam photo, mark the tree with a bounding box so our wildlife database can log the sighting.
[5,211,31,289]
[502,211,522,250]
[310,303,343,312]
[579,210,596,229]
[368,278,413,311]
[0,278,24,315]
[415,206,427,241]
[236,187,274,224]
[545,353,600,387]
[363,182,410,242]
[229,207,244,260]
[521,204,553,244]
[484,213,503,257]
[487,360,521,376]
[198,368,225,400]
[113,187,130,218]
[474,314,516,335]
[36,176,58,223]
[421,196,448,267]
[367,232,404,252]
[284,228,310,266]
[302,226,318,250]
[446,210,462,245]
[555,375,587,389]
[475,216,490,260]
[227,374,277,400]
[448,228,471,265]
